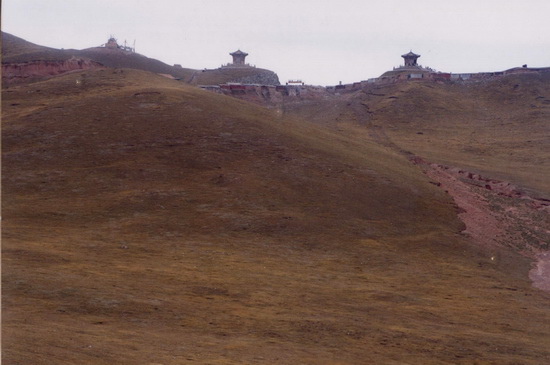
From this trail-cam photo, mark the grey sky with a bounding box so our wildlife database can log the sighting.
[2,0,549,85]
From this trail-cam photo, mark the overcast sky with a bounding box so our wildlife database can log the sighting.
[3,0,549,85]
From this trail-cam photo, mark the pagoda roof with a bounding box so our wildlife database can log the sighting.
[401,51,420,58]
[230,50,248,56]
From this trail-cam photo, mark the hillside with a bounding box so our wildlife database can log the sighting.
[1,32,56,58]
[1,32,280,86]
[281,75,550,274]
[3,67,550,364]
[284,74,550,194]
[366,75,550,196]
[1,32,196,84]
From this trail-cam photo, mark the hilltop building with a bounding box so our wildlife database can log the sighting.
[221,50,253,68]
[103,36,135,53]
[394,50,429,71]
[105,37,119,50]
[375,50,436,82]
[230,50,248,65]
[402,51,420,67]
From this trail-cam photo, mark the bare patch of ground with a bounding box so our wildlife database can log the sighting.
[411,156,550,292]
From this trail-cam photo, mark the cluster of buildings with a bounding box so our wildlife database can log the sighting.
[104,36,550,91]
[100,37,547,90]
[211,48,548,91]
[369,51,549,84]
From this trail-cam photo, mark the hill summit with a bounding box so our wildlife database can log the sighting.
[1,32,280,85]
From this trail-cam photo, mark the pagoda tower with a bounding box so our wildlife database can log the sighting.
[401,51,421,67]
[230,50,249,66]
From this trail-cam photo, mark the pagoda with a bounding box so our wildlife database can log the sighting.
[378,50,434,81]
[401,51,421,67]
[229,50,249,66]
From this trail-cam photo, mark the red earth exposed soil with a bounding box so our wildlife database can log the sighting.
[2,58,104,85]
[410,156,550,292]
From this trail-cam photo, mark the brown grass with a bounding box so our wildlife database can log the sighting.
[370,77,550,196]
[3,69,550,364]
[1,32,54,59]
[285,75,550,197]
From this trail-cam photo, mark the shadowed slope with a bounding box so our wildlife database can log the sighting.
[3,69,550,364]
[1,32,55,58]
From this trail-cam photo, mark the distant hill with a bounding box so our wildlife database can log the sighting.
[1,32,56,58]
[1,32,196,83]
[1,32,280,85]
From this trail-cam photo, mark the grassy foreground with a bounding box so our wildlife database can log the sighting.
[3,69,550,364]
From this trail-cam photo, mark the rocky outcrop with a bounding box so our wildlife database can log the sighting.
[230,70,280,85]
[2,57,103,84]
[203,84,330,109]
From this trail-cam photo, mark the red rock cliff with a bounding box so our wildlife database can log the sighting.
[2,57,103,84]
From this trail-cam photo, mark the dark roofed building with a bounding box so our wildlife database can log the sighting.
[401,51,421,67]
[230,50,249,66]
[378,50,433,82]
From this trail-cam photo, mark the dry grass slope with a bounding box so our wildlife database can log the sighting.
[1,32,56,58]
[373,77,549,196]
[3,68,550,364]
[283,74,550,196]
